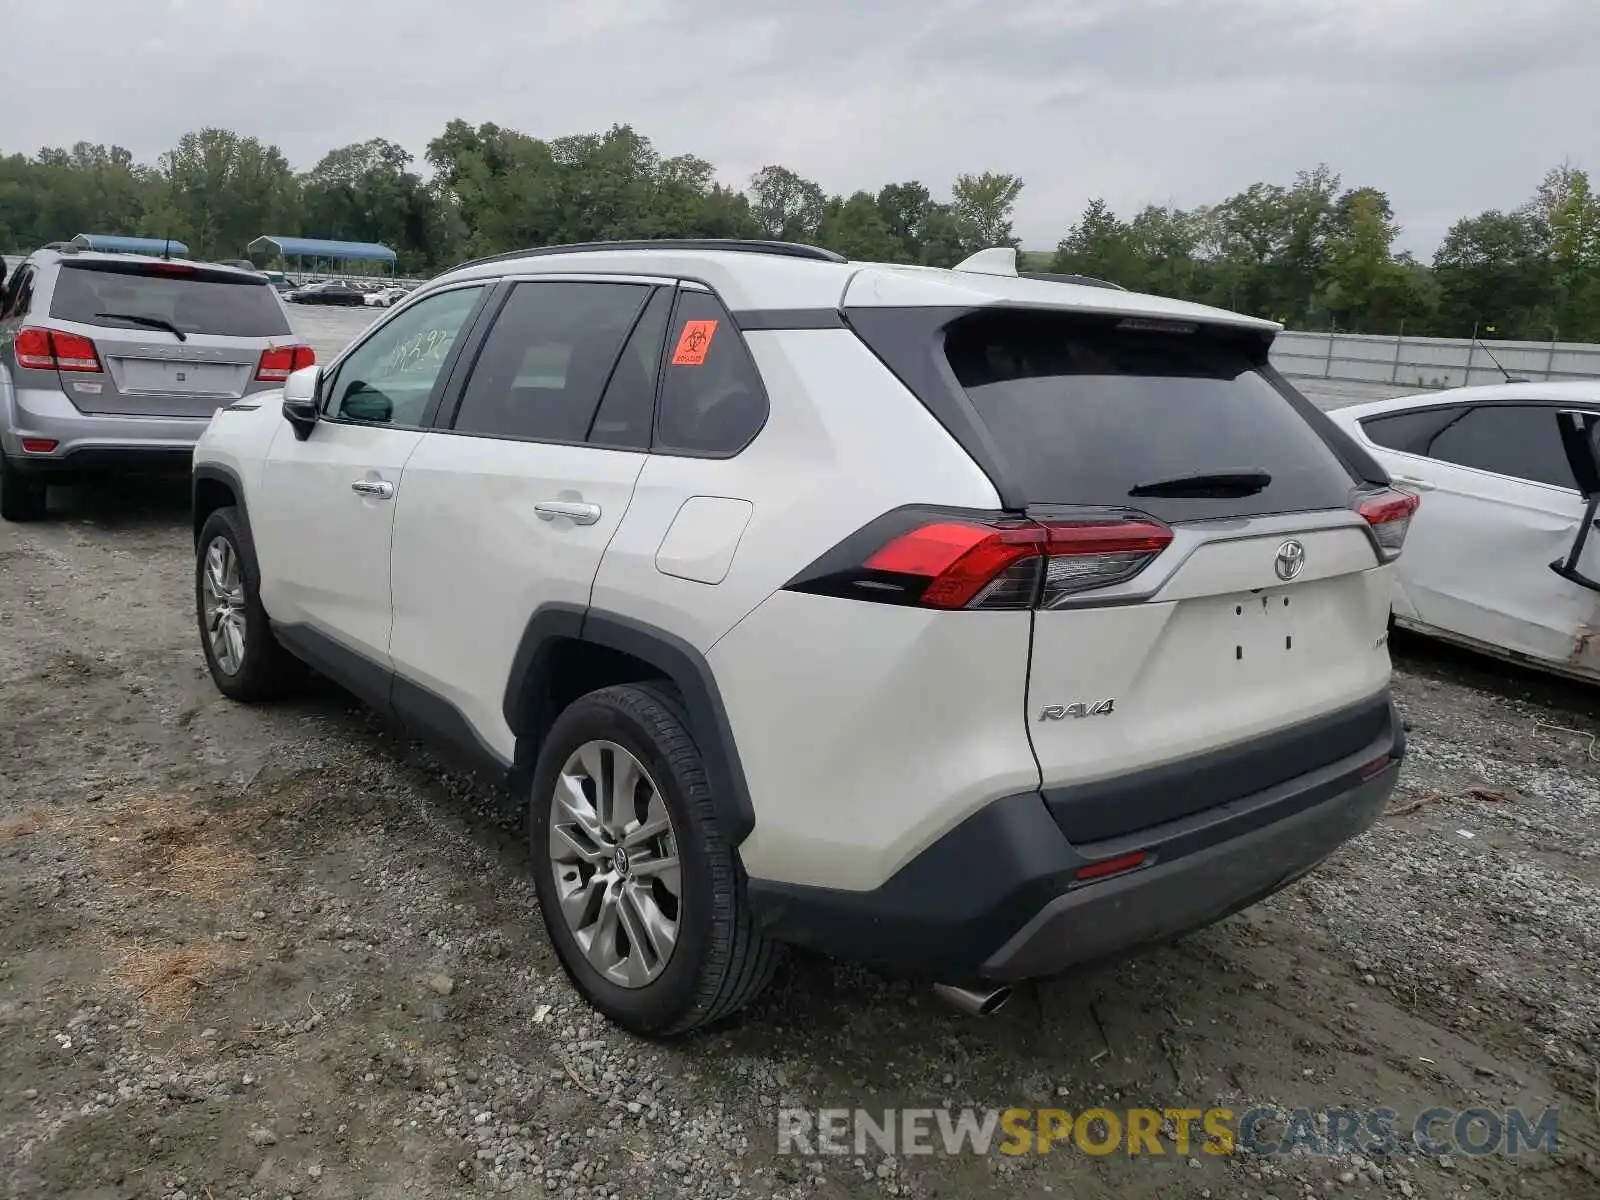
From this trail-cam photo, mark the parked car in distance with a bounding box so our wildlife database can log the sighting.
[363,285,409,308]
[285,280,366,307]
[190,238,1410,1035]
[0,247,314,521]
[1330,382,1600,683]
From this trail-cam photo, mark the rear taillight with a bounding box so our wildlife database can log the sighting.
[255,344,316,382]
[1357,487,1421,561]
[15,327,101,373]
[788,509,1174,610]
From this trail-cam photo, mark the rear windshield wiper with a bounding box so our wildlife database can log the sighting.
[1128,469,1272,498]
[92,312,188,341]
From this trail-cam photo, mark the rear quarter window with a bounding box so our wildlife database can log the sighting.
[49,262,291,337]
[942,311,1358,521]
[653,290,768,457]
[1359,406,1465,455]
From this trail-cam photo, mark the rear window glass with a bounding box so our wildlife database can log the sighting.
[943,312,1356,521]
[50,262,291,337]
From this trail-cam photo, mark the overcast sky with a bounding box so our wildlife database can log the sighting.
[6,0,1598,256]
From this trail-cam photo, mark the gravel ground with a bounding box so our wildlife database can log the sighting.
[1,312,1595,1199]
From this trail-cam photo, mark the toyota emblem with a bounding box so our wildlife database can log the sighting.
[1274,539,1306,581]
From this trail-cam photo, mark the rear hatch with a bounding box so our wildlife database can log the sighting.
[851,304,1401,843]
[44,259,296,418]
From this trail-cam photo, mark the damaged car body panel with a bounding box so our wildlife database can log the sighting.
[1331,384,1600,684]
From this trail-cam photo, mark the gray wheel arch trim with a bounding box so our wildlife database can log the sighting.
[192,462,250,546]
[503,604,757,847]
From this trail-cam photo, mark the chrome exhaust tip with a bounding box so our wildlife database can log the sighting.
[932,982,1013,1016]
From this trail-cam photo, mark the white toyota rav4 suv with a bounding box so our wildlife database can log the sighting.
[191,239,1412,1035]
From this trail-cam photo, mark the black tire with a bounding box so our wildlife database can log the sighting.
[195,506,302,701]
[0,455,46,522]
[529,682,779,1036]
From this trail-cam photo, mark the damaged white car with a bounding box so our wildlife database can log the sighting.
[1331,382,1600,683]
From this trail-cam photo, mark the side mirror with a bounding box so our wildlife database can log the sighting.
[1550,409,1600,593]
[281,365,322,441]
[339,383,391,424]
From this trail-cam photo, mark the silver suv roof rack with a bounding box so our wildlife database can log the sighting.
[454,238,848,273]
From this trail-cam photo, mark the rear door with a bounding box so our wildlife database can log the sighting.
[387,276,666,762]
[1369,402,1600,665]
[40,259,296,417]
[937,310,1394,840]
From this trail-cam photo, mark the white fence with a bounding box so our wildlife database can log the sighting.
[1271,330,1600,390]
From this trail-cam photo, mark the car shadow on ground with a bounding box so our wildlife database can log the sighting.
[1391,625,1600,720]
[31,472,192,531]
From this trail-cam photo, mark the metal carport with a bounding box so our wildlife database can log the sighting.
[246,236,397,279]
[71,233,191,256]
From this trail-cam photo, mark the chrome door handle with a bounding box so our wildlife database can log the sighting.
[534,500,601,525]
[1391,475,1436,492]
[351,479,395,499]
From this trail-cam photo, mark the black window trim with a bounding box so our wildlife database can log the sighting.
[428,277,669,454]
[318,280,496,432]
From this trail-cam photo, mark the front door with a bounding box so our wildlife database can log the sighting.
[253,284,487,669]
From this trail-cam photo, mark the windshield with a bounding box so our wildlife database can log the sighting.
[51,262,291,337]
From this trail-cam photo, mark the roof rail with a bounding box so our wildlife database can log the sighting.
[453,238,848,273]
[1019,270,1127,292]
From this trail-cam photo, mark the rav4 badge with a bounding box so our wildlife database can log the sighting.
[1039,699,1116,721]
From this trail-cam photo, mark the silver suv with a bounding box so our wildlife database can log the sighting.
[0,247,314,521]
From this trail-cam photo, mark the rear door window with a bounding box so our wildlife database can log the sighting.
[943,311,1357,521]
[50,261,291,337]
[1424,404,1588,490]
[448,281,652,444]
[589,287,672,450]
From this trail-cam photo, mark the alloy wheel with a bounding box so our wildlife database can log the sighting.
[202,536,247,675]
[547,740,682,988]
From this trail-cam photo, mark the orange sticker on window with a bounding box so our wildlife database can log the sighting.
[671,319,718,366]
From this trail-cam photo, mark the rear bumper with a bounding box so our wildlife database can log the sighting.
[982,764,1394,978]
[746,693,1403,980]
[3,386,210,471]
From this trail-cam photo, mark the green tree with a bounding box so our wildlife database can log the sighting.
[1313,187,1425,331]
[817,190,899,261]
[1535,164,1600,340]
[1051,198,1139,282]
[1432,210,1553,339]
[149,128,297,259]
[747,165,825,242]
[875,181,934,262]
[950,171,1023,250]
[300,138,452,273]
